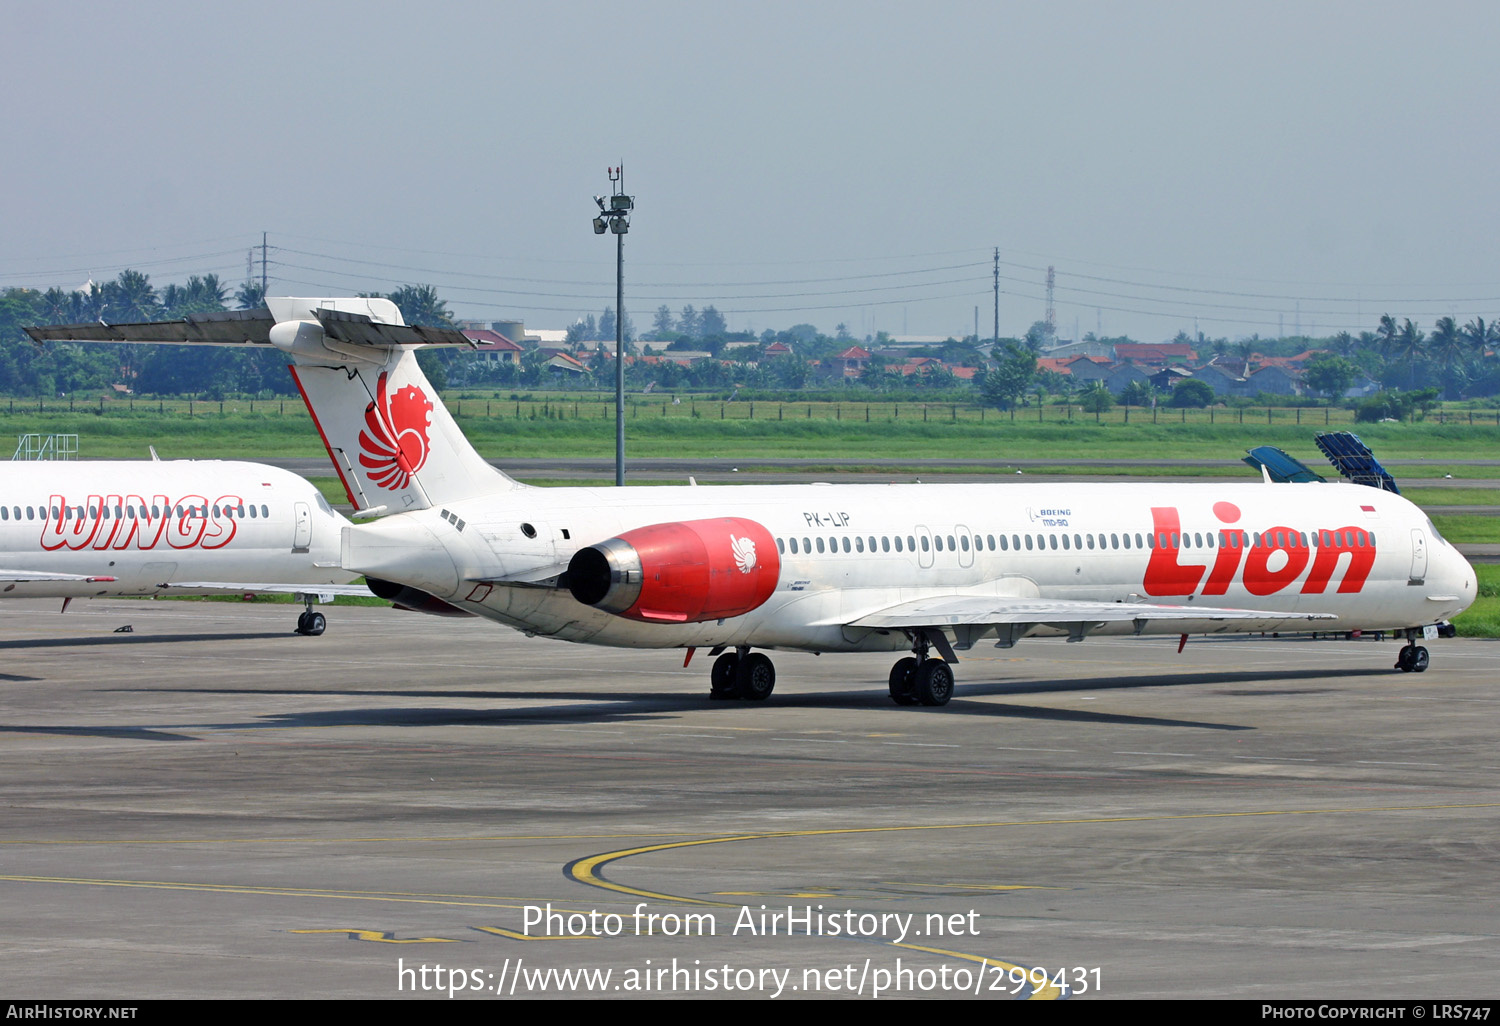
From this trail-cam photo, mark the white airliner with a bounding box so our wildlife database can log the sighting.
[28,298,1477,704]
[0,458,365,635]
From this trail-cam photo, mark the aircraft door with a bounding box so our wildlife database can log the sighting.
[1409,528,1428,584]
[293,501,312,552]
[914,525,935,569]
[955,523,975,568]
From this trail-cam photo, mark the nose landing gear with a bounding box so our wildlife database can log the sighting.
[1395,642,1429,673]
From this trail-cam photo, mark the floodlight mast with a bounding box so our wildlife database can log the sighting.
[594,165,632,486]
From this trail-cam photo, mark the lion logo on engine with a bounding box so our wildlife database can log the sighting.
[730,534,757,574]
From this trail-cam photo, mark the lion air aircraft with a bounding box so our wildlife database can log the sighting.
[28,298,1476,705]
[0,457,365,635]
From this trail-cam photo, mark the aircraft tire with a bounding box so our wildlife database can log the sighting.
[710,652,742,699]
[739,653,775,700]
[1410,645,1429,672]
[304,612,326,637]
[295,612,310,635]
[914,659,954,707]
[889,657,918,705]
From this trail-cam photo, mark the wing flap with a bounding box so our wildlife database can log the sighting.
[0,569,118,583]
[834,594,1336,629]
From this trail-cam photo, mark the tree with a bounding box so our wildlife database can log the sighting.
[699,305,727,337]
[235,280,266,310]
[652,305,675,337]
[980,343,1036,409]
[1301,353,1358,402]
[102,269,158,322]
[1117,379,1155,407]
[1169,378,1214,408]
[1427,316,1467,398]
[677,305,700,340]
[1078,381,1114,413]
[387,284,453,327]
[1023,320,1054,353]
[599,306,616,342]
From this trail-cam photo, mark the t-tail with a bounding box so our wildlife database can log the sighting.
[26,296,521,513]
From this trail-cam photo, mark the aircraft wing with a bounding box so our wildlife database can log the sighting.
[24,308,473,349]
[833,595,1336,629]
[161,581,376,601]
[0,569,118,583]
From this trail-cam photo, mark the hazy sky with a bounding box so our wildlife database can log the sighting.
[3,1,1497,343]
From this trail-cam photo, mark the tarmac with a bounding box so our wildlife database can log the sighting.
[2,597,1496,999]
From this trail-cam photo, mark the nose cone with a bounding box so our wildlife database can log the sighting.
[1433,545,1477,621]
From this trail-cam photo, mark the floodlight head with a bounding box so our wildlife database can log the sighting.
[609,195,634,212]
[593,217,607,234]
[609,217,627,235]
[594,195,606,211]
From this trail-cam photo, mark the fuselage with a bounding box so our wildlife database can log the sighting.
[344,478,1476,654]
[0,460,354,598]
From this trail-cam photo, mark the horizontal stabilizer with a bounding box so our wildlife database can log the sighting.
[1314,431,1401,494]
[24,306,473,349]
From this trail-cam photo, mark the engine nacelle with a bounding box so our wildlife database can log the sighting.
[365,576,475,618]
[567,517,780,623]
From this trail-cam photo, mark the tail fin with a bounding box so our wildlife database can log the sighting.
[24,296,520,513]
[266,298,519,512]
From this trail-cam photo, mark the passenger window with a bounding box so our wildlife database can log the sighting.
[881,536,889,552]
[947,535,956,550]
[1146,533,1155,549]
[789,538,798,554]
[842,537,851,553]
[920,536,929,552]
[934,536,943,551]
[1049,535,1058,550]
[803,536,811,551]
[986,535,995,550]
[816,538,825,553]
[855,537,864,553]
[1024,535,1033,551]
[961,536,969,551]
[894,536,903,552]
[1062,534,1071,550]
[907,535,915,551]
[1086,534,1094,549]
[1000,535,1009,551]
[776,538,785,554]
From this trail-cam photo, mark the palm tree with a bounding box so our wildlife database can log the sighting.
[235,280,266,310]
[1427,316,1467,398]
[1380,318,1425,390]
[386,284,453,328]
[102,269,159,322]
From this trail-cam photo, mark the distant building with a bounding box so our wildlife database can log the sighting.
[461,328,524,365]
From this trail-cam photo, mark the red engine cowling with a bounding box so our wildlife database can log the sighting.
[567,517,780,623]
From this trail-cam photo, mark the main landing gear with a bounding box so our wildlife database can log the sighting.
[709,647,775,701]
[1395,641,1429,673]
[887,634,954,707]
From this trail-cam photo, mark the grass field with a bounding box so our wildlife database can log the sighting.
[7,405,1500,462]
